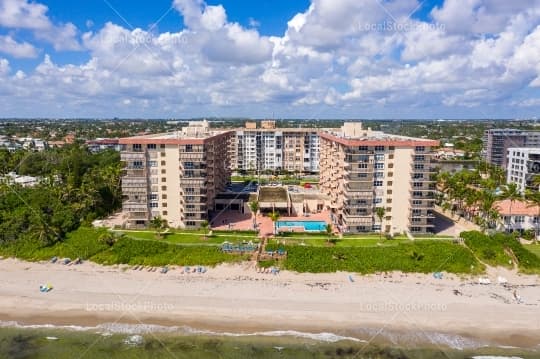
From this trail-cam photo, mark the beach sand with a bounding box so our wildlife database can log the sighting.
[0,258,539,349]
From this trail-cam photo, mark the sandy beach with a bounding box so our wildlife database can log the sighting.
[0,258,539,349]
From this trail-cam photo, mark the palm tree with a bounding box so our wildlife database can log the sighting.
[325,223,333,244]
[268,210,280,235]
[531,174,540,191]
[499,183,522,233]
[525,190,540,244]
[200,220,209,240]
[375,207,386,240]
[249,201,259,229]
[150,216,167,239]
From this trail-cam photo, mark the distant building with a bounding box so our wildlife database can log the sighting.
[505,147,540,193]
[1,172,40,187]
[119,121,232,229]
[435,147,466,160]
[494,199,539,236]
[319,122,439,234]
[261,120,276,129]
[86,138,121,153]
[483,129,540,167]
[232,122,322,173]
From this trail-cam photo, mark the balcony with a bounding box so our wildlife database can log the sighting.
[123,202,148,212]
[121,152,146,161]
[127,212,149,220]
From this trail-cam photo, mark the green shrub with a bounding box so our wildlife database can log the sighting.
[462,231,540,274]
[270,241,481,274]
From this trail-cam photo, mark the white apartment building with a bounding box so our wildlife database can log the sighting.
[234,125,321,173]
[506,147,540,193]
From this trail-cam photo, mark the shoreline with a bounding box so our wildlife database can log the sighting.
[0,258,539,350]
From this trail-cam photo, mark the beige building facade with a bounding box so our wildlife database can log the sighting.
[120,122,232,229]
[320,123,439,234]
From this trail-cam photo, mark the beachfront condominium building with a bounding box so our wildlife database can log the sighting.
[232,121,321,174]
[119,121,233,229]
[320,123,439,234]
[506,147,540,193]
[483,129,540,167]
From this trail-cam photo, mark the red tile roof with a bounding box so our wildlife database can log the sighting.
[494,199,540,216]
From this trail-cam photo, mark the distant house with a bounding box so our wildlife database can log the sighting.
[435,147,466,160]
[85,138,121,153]
[1,172,41,187]
[493,199,540,236]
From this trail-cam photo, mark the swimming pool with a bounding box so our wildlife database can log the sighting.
[276,220,328,232]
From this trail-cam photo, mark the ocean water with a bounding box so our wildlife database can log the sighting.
[0,322,538,359]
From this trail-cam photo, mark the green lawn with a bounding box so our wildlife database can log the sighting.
[524,244,540,259]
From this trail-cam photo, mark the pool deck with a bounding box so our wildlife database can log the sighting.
[210,209,332,238]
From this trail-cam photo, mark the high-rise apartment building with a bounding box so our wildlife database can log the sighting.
[483,129,540,167]
[506,147,540,193]
[233,124,321,173]
[119,121,233,229]
[320,123,439,234]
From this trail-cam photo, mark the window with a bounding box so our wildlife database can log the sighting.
[387,181,393,186]
[186,144,193,152]
[149,161,157,167]
[160,144,165,149]
[412,200,422,205]
[160,152,166,157]
[358,163,368,169]
[162,211,168,216]
[387,190,392,195]
[414,155,425,161]
[149,194,158,201]
[186,221,196,226]
[359,146,368,151]
[375,163,385,169]
[161,177,167,182]
[150,202,158,208]
[388,164,394,169]
[133,144,142,151]
[161,161,166,166]
[373,198,383,204]
[386,198,392,203]
[415,146,425,152]
[161,169,166,174]
[162,194,167,199]
[414,164,424,170]
[184,162,194,169]
[515,216,525,223]
[161,186,167,191]
[373,180,383,187]
[413,182,423,187]
[375,154,385,161]
[147,144,157,150]
[374,172,384,178]
[162,203,168,208]
[385,216,392,220]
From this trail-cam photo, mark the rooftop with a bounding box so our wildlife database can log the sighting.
[258,187,288,203]
[494,199,540,216]
[321,122,439,146]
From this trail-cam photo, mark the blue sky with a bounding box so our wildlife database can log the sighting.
[0,0,539,119]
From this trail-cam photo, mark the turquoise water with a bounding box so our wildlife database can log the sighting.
[277,220,327,231]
